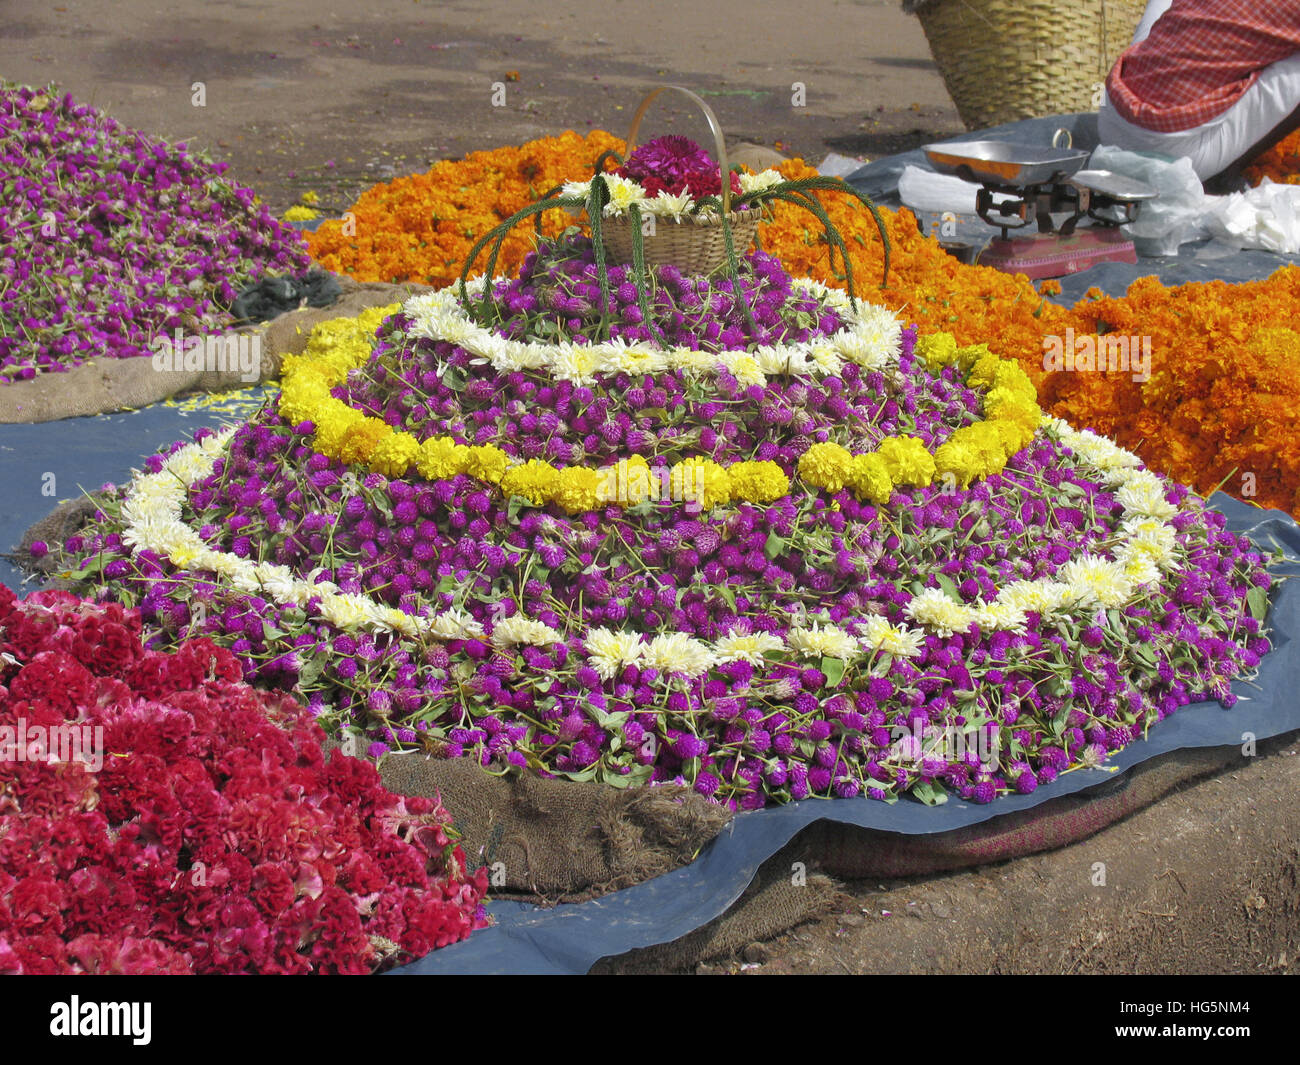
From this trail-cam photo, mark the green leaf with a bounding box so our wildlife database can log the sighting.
[764,531,785,560]
[821,656,846,688]
[1247,586,1270,623]
[910,780,949,806]
[936,574,960,601]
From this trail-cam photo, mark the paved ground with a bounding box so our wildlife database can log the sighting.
[1,0,962,212]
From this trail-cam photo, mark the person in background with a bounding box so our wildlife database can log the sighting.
[1098,0,1300,193]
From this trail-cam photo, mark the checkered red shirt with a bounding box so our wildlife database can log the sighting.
[1106,0,1300,132]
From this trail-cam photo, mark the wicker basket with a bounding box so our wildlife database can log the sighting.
[594,85,761,275]
[907,0,1145,130]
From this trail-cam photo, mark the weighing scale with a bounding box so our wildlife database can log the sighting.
[922,137,1157,280]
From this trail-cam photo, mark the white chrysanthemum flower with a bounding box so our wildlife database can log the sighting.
[667,346,719,374]
[787,622,859,660]
[1116,471,1176,519]
[738,169,783,195]
[974,600,1029,634]
[648,191,694,219]
[726,354,767,388]
[807,341,843,376]
[491,615,564,647]
[551,342,600,385]
[561,180,593,202]
[1059,558,1132,608]
[585,627,645,681]
[642,632,715,677]
[860,615,925,658]
[714,630,785,665]
[904,588,976,637]
[318,593,371,632]
[599,174,646,215]
[601,339,669,376]
[1120,554,1162,587]
[849,304,903,366]
[429,608,486,640]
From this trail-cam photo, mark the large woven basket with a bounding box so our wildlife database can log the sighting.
[906,0,1145,130]
[595,85,761,275]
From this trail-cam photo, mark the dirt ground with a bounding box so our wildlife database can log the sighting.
[4,0,1298,979]
[714,738,1300,976]
[0,0,961,213]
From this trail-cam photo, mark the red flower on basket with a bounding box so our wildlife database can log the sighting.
[615,135,743,201]
[0,584,488,974]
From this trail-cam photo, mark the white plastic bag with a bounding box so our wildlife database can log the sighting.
[1205,179,1300,254]
[898,165,983,215]
[1088,145,1209,256]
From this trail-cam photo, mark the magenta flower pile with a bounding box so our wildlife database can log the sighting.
[53,238,1276,811]
[613,134,743,200]
[0,84,308,382]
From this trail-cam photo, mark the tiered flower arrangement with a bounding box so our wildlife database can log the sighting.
[53,184,1275,809]
[0,585,488,975]
[304,133,1300,519]
[0,84,308,382]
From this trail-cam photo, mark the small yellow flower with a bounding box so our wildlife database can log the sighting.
[465,444,509,484]
[555,465,602,512]
[417,436,469,480]
[725,460,790,503]
[798,441,855,492]
[369,430,420,477]
[501,459,560,505]
[849,452,894,503]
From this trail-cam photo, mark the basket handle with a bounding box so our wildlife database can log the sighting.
[624,85,734,214]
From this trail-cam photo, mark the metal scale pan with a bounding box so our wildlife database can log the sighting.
[922,141,1091,188]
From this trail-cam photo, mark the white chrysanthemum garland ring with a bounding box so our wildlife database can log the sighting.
[403,276,904,388]
[117,411,1186,675]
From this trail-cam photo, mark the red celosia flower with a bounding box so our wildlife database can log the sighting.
[0,591,489,974]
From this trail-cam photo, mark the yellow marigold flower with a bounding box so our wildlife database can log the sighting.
[955,342,994,374]
[965,351,1003,389]
[465,444,509,484]
[501,459,560,505]
[283,205,320,221]
[915,332,959,371]
[417,436,469,480]
[597,454,653,504]
[798,441,855,492]
[725,461,790,503]
[991,359,1037,402]
[671,457,731,509]
[876,436,935,487]
[338,419,390,466]
[314,406,366,456]
[848,452,894,503]
[555,466,602,513]
[369,430,420,477]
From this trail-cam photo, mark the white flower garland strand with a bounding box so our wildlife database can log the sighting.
[116,414,1186,685]
[560,168,786,222]
[406,278,905,388]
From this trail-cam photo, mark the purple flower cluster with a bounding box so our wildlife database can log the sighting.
[59,388,1274,810]
[0,85,308,381]
[484,234,838,350]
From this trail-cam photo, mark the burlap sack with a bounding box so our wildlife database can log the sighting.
[0,276,428,425]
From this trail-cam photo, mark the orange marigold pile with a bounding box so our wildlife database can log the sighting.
[1244,127,1300,187]
[306,132,1300,517]
[308,130,625,284]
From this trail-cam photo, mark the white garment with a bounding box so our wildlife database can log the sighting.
[1098,50,1300,178]
[1131,0,1175,45]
